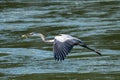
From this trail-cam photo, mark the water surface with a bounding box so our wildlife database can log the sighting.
[0,1,120,80]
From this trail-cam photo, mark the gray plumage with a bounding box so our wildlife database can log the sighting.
[22,32,102,61]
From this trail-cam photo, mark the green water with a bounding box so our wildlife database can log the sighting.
[0,0,120,80]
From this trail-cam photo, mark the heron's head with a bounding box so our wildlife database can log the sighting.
[22,32,41,38]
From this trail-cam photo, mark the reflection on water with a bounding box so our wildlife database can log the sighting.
[0,1,120,80]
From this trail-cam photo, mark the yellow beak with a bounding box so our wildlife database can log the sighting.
[21,35,27,38]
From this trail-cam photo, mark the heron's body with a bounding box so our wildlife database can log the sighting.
[53,34,80,60]
[55,34,78,43]
[22,32,102,61]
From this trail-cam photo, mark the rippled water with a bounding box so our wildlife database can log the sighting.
[0,1,120,80]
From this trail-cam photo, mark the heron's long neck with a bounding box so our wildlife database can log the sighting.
[39,34,54,43]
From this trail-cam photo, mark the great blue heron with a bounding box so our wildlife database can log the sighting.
[22,32,102,61]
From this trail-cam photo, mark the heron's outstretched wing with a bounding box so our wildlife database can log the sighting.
[53,39,77,61]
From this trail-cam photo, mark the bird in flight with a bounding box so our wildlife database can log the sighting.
[22,32,102,61]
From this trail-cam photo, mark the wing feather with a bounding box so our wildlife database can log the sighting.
[53,39,76,61]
